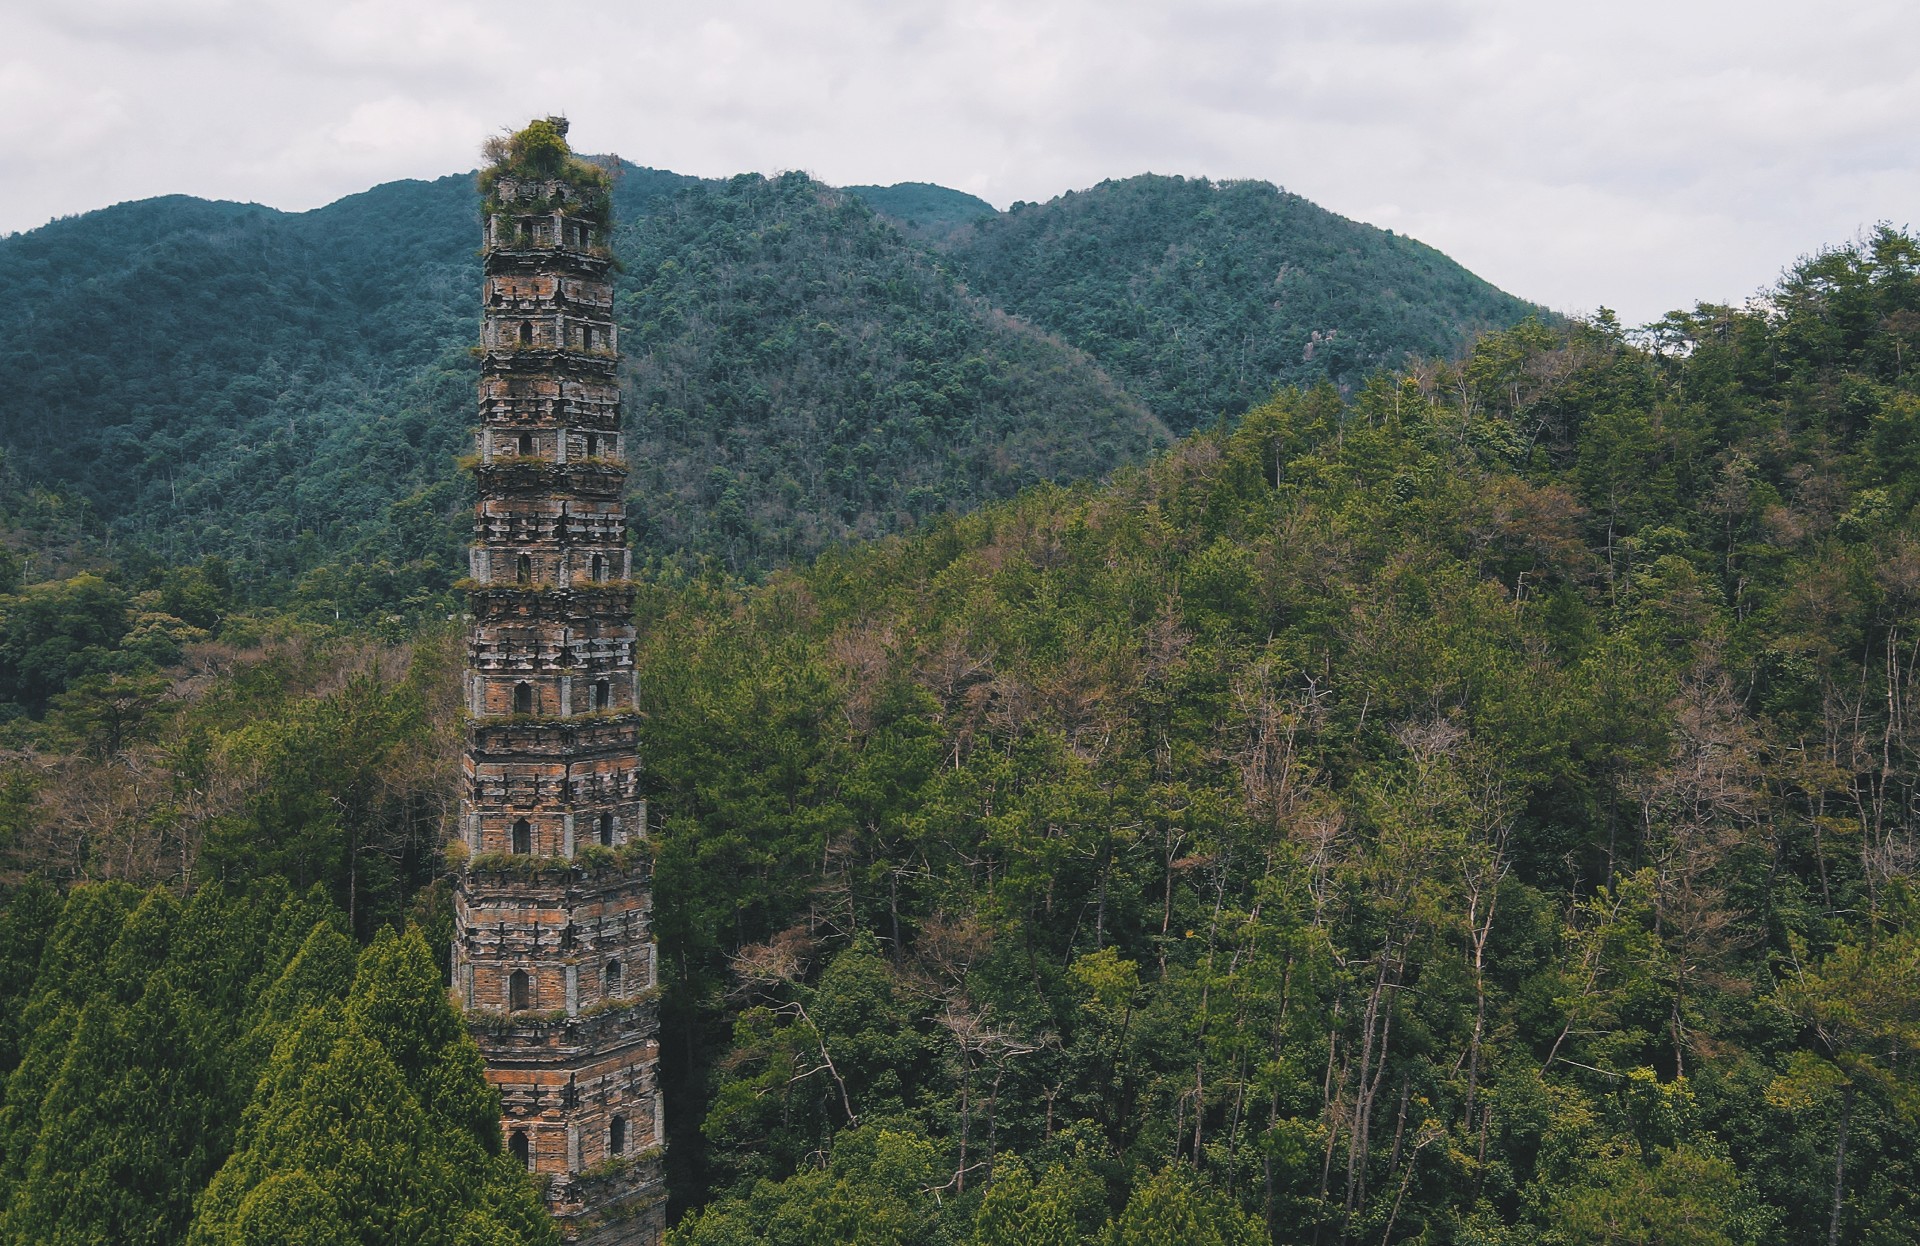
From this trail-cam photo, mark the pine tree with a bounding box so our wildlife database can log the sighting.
[5,978,222,1246]
[189,930,555,1246]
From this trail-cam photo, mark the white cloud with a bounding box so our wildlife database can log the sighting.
[2,0,1916,322]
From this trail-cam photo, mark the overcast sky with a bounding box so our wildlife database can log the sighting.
[4,0,1915,324]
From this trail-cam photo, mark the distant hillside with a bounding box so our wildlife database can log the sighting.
[619,172,1163,571]
[0,176,480,596]
[942,174,1541,431]
[0,162,1536,599]
[0,164,1146,593]
[842,182,998,238]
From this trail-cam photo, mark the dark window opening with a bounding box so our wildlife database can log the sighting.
[491,287,504,306]
[515,554,531,585]
[508,968,531,1012]
[517,432,532,456]
[593,679,611,711]
[509,1129,531,1168]
[609,1115,627,1155]
[516,220,531,244]
[591,554,607,582]
[583,432,599,457]
[512,818,531,854]
[605,959,623,995]
[513,681,533,714]
[581,325,594,351]
[598,811,614,846]
[518,320,533,346]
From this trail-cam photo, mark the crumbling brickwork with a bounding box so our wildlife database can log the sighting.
[456,156,665,1246]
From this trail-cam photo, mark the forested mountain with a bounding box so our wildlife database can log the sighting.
[0,177,476,585]
[843,182,999,238]
[635,230,1920,1243]
[619,172,1163,570]
[3,229,1918,1243]
[941,174,1539,431]
[0,162,1532,595]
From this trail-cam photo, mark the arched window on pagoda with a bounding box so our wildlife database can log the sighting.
[512,818,531,854]
[605,959,623,996]
[513,681,533,715]
[598,811,614,846]
[508,969,532,1012]
[609,1115,627,1155]
[509,1129,531,1169]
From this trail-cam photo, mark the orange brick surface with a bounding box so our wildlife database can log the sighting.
[458,169,664,1246]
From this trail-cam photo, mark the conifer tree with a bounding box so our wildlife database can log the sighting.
[0,879,63,1075]
[4,978,222,1246]
[188,930,554,1246]
[0,882,139,1194]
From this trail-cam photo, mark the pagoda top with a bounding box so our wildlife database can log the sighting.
[479,116,614,229]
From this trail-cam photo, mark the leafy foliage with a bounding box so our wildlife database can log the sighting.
[632,230,1920,1242]
[4,194,1920,1244]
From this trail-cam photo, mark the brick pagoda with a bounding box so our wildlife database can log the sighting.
[453,118,665,1245]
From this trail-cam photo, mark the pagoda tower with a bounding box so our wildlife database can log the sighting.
[453,118,665,1246]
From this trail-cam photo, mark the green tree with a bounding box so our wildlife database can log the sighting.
[670,1126,943,1246]
[3,979,223,1246]
[1775,911,1920,1246]
[0,574,131,712]
[1105,1163,1263,1246]
[189,930,552,1246]
[1548,1146,1765,1246]
[972,1150,1106,1246]
[0,878,64,1073]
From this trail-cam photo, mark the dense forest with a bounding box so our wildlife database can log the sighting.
[1,224,1917,1242]
[0,161,1532,591]
[939,175,1536,432]
[619,171,1164,571]
[842,183,998,239]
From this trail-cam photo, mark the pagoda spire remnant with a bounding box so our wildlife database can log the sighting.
[453,116,665,1246]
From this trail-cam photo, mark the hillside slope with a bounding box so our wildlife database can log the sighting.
[0,164,1536,596]
[0,166,1159,592]
[842,181,998,239]
[942,173,1541,430]
[618,172,1164,571]
[0,175,482,592]
[634,229,1920,1241]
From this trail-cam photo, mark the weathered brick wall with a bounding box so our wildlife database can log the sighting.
[459,160,664,1244]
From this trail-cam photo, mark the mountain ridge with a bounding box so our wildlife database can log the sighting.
[0,159,1540,598]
